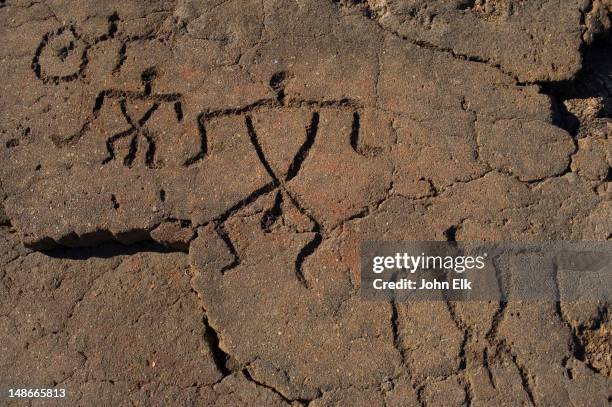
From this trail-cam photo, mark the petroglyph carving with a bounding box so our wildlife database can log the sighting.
[31,13,119,84]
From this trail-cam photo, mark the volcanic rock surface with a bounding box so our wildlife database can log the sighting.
[0,0,611,405]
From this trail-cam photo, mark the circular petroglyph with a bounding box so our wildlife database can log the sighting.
[31,25,88,84]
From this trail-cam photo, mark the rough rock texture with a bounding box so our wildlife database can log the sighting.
[1,0,611,405]
[343,0,612,82]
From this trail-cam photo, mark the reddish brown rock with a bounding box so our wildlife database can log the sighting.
[0,1,610,405]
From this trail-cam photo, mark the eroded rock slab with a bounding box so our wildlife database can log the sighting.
[342,0,588,82]
[0,0,611,405]
[191,191,401,400]
[0,0,586,249]
[0,226,229,405]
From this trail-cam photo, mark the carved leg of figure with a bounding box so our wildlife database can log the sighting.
[184,113,208,167]
[143,130,156,168]
[123,133,139,167]
[102,128,135,165]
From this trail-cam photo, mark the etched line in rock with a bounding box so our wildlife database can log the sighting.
[293,232,322,288]
[183,112,209,166]
[216,182,279,225]
[173,101,184,122]
[349,111,361,154]
[214,223,240,273]
[245,115,281,184]
[260,191,284,233]
[285,112,320,181]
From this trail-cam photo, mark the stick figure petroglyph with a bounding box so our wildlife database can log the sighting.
[94,67,184,168]
[58,65,206,167]
[201,72,378,288]
[34,12,378,286]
